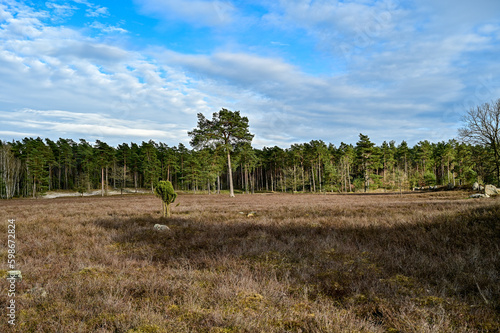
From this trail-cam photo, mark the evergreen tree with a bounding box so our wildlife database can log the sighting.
[155,180,177,218]
[141,140,160,193]
[117,143,131,190]
[188,108,254,197]
[58,138,75,189]
[76,139,95,192]
[94,140,114,196]
[24,138,50,197]
[355,134,376,192]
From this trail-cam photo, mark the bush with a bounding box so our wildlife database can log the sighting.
[424,171,436,186]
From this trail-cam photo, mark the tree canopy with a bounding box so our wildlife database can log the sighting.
[0,135,497,199]
[155,180,177,217]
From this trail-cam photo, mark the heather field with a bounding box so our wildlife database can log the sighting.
[1,191,499,332]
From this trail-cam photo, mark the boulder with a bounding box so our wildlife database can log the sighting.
[484,185,499,196]
[153,224,170,231]
[472,182,480,191]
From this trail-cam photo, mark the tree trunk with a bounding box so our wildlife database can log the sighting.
[123,161,127,189]
[318,157,322,193]
[266,170,269,191]
[227,152,235,197]
[217,173,221,194]
[101,168,104,196]
[270,172,274,192]
[301,164,305,192]
[48,165,52,191]
[105,167,109,195]
[251,170,255,194]
[65,165,68,190]
[493,145,500,187]
[311,167,316,192]
[293,164,297,192]
[245,164,249,194]
[166,203,171,218]
[348,162,352,192]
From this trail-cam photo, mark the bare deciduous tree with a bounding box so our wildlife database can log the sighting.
[0,143,22,199]
[458,99,500,186]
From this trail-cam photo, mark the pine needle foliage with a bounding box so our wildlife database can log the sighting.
[154,180,177,217]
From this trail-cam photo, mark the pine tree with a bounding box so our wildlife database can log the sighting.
[141,140,160,193]
[356,134,375,192]
[188,108,254,197]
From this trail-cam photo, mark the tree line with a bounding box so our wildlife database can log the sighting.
[2,100,499,199]
[0,134,497,199]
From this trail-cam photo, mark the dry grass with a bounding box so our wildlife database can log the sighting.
[0,191,499,332]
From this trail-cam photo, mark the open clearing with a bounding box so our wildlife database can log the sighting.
[0,191,499,332]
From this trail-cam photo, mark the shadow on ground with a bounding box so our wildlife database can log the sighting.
[94,202,500,331]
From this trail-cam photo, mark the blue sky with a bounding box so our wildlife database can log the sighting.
[1,0,499,148]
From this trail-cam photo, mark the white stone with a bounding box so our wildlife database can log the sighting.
[153,224,170,231]
[28,286,48,298]
[485,185,499,196]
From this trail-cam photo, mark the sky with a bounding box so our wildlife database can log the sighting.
[0,0,499,149]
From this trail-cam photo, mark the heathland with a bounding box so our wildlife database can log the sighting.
[0,191,499,332]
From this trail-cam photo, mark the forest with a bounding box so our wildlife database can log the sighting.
[0,134,497,199]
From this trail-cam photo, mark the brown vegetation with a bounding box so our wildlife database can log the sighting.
[0,191,499,332]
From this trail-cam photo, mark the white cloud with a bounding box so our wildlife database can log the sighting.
[1,0,499,149]
[45,2,78,18]
[418,0,500,33]
[134,0,236,27]
[89,21,127,34]
[0,3,215,145]
[0,109,186,143]
[86,5,109,18]
[263,0,406,57]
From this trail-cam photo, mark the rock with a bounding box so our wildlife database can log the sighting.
[470,193,489,199]
[153,224,170,231]
[484,185,499,196]
[28,286,48,298]
[7,270,22,281]
[472,182,480,191]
